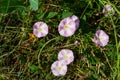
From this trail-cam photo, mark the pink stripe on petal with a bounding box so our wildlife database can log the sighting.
[65,60,68,65]
[62,20,67,25]
[64,31,68,36]
[59,26,64,31]
[94,36,98,41]
[96,30,101,36]
[35,22,40,26]
[39,22,43,26]
[67,50,72,54]
[68,21,74,25]
[44,27,48,32]
[61,51,64,55]
[105,5,111,9]
[97,42,103,46]
[76,25,80,29]
[59,57,63,60]
[34,30,39,36]
[70,56,74,61]
[33,25,38,29]
[56,62,59,66]
[41,32,45,37]
[75,19,80,23]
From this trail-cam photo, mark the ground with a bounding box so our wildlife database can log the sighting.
[0,0,120,80]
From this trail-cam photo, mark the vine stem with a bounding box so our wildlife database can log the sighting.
[38,37,59,69]
[107,0,119,79]
[109,10,119,80]
[80,1,90,19]
[99,0,119,79]
[0,32,24,58]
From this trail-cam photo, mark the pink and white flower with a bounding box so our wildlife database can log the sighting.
[58,17,76,37]
[81,57,86,61]
[33,21,48,38]
[58,49,74,65]
[51,60,67,76]
[102,4,115,16]
[94,30,109,47]
[74,41,79,46]
[70,15,80,29]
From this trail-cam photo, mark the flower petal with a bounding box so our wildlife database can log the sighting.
[58,49,74,65]
[33,21,48,38]
[51,60,67,76]
[94,30,109,47]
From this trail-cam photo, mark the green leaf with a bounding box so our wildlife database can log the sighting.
[36,12,45,19]
[29,65,39,73]
[88,0,93,9]
[47,12,57,18]
[0,0,25,14]
[91,57,99,65]
[83,15,86,22]
[62,11,73,19]
[29,0,38,11]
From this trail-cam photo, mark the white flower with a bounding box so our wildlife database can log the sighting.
[58,17,76,37]
[102,4,115,16]
[70,15,80,29]
[94,30,109,47]
[33,21,48,38]
[58,49,74,65]
[51,60,67,76]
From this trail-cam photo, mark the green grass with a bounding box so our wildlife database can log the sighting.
[0,0,120,80]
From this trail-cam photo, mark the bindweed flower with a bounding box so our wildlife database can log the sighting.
[58,49,74,65]
[51,60,67,76]
[94,30,109,47]
[81,57,86,61]
[102,4,115,16]
[33,21,48,38]
[70,15,80,29]
[74,41,79,46]
[58,17,76,37]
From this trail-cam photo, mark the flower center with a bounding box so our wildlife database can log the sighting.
[38,27,43,32]
[98,37,101,42]
[64,55,69,60]
[57,66,62,71]
[64,25,69,30]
